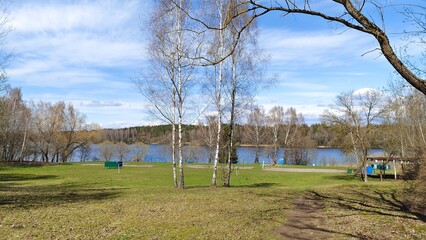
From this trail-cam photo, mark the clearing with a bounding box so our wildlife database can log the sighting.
[0,163,424,239]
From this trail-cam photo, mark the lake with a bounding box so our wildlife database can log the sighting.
[72,144,384,166]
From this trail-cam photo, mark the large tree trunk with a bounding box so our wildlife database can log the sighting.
[340,0,426,95]
[172,120,178,188]
[254,142,259,164]
[175,0,185,190]
[224,54,237,187]
[211,69,222,188]
[178,118,184,189]
[363,148,368,182]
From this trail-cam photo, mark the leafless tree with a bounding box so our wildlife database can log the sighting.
[177,1,426,95]
[138,0,200,189]
[385,78,426,213]
[208,0,228,187]
[282,107,303,164]
[322,89,386,182]
[131,142,149,162]
[198,115,217,163]
[222,0,267,187]
[183,145,203,163]
[0,0,11,93]
[249,1,426,94]
[115,142,130,162]
[28,101,90,162]
[100,141,115,162]
[77,143,91,162]
[29,102,64,162]
[57,104,90,162]
[246,106,267,163]
[0,87,30,162]
[268,106,284,164]
[401,4,426,79]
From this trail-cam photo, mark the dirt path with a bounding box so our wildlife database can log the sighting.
[263,168,346,173]
[82,164,154,167]
[277,197,336,240]
[187,165,254,169]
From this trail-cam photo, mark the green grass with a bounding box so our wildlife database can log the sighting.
[0,162,424,239]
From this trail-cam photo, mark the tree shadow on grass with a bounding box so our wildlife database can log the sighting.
[234,182,279,188]
[369,174,400,180]
[324,174,358,181]
[0,174,123,209]
[184,182,279,189]
[277,187,426,239]
[0,161,55,168]
[277,192,361,239]
[0,173,58,182]
[307,188,426,223]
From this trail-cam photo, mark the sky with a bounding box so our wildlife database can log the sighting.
[5,0,416,128]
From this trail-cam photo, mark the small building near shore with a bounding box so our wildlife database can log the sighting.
[366,156,419,179]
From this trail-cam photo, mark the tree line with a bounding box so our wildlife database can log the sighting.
[0,86,99,163]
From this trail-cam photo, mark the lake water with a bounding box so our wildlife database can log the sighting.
[72,144,384,166]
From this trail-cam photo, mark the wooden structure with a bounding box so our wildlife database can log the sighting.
[104,161,123,169]
[366,156,419,180]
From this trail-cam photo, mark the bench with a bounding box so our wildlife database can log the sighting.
[104,161,123,169]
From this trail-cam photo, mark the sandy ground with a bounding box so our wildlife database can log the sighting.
[262,167,346,173]
[82,164,154,167]
[187,165,254,169]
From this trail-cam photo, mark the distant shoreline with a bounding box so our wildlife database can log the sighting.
[238,144,334,149]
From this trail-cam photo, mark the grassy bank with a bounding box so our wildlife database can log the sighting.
[0,163,424,239]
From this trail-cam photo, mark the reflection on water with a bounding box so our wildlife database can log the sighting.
[71,144,384,166]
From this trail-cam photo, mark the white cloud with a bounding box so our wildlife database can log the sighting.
[7,1,149,128]
[8,0,148,85]
[279,80,329,91]
[12,1,146,33]
[80,100,122,108]
[6,1,396,128]
[353,87,380,96]
[259,28,380,67]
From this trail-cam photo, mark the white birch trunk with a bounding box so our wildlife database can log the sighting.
[211,64,223,187]
[177,0,185,189]
[172,91,178,188]
[211,0,224,187]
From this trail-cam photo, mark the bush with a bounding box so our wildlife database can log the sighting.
[403,155,426,215]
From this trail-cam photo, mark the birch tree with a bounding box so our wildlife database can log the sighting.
[139,0,199,189]
[281,107,303,164]
[246,106,267,163]
[222,0,264,186]
[209,0,227,187]
[179,1,426,96]
[268,106,284,164]
[218,1,426,95]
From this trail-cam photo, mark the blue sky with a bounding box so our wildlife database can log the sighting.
[6,0,412,128]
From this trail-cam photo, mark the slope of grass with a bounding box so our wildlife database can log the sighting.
[0,162,424,239]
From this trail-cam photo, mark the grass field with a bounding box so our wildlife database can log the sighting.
[0,162,425,239]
